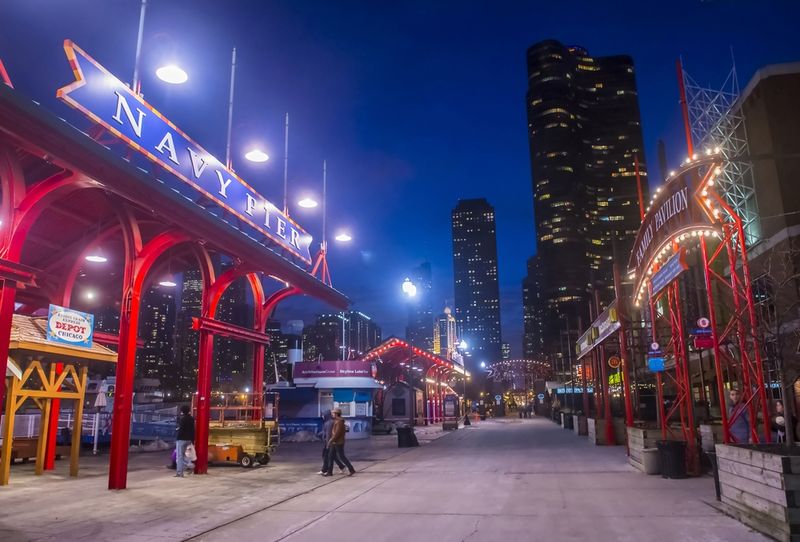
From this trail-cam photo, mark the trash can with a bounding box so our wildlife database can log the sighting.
[563,414,574,430]
[397,426,419,448]
[657,440,687,479]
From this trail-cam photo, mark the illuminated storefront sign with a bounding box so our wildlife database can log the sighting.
[575,301,620,359]
[57,40,312,264]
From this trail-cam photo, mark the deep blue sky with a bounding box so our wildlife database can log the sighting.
[2,0,798,356]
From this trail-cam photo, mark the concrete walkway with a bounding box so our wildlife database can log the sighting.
[0,418,766,541]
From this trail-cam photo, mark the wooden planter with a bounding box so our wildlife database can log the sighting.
[627,427,660,474]
[587,418,625,445]
[715,444,800,542]
[573,415,587,436]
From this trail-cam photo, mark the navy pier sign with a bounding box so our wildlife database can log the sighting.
[57,41,312,264]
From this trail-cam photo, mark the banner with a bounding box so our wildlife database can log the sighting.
[57,40,312,264]
[293,361,373,379]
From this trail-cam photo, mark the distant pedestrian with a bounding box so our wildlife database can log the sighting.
[323,408,355,477]
[318,410,345,475]
[771,400,796,444]
[727,388,750,444]
[175,404,195,477]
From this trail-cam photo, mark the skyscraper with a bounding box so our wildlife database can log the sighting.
[433,306,458,361]
[524,40,647,362]
[173,268,203,398]
[346,311,382,358]
[522,256,545,359]
[451,198,502,374]
[138,285,176,393]
[405,262,433,352]
[303,311,382,361]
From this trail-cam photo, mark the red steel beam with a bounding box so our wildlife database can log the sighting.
[191,316,270,345]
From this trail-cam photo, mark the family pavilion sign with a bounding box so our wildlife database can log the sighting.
[56,40,312,264]
[627,160,720,298]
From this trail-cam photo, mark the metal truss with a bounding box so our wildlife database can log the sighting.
[683,64,760,246]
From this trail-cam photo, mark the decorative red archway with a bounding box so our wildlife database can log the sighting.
[0,70,347,490]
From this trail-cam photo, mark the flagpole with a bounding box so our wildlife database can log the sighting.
[225,47,237,170]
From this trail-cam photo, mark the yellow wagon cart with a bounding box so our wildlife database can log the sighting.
[194,391,279,468]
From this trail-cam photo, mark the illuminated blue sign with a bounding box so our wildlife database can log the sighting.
[57,41,312,264]
[648,357,665,372]
[651,248,689,295]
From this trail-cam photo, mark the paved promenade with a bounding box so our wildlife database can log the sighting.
[0,418,765,541]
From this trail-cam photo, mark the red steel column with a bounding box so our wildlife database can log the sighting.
[194,329,214,474]
[613,264,634,428]
[44,362,64,470]
[0,281,18,410]
[108,287,141,490]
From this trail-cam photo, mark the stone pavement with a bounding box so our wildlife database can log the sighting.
[0,418,767,541]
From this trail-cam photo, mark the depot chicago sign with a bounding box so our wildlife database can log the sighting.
[57,41,312,264]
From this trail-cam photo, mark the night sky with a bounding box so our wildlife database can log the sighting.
[1,0,799,356]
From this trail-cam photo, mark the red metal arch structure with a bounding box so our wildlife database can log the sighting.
[0,79,346,489]
[630,151,770,474]
[362,338,467,424]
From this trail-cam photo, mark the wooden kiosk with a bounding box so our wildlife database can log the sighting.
[0,315,116,485]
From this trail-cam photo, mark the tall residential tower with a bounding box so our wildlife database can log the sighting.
[523,39,647,361]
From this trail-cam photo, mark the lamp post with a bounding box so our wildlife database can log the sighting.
[402,278,417,426]
[457,339,469,424]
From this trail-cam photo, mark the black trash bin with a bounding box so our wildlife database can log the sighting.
[657,440,687,479]
[563,414,574,430]
[396,426,419,448]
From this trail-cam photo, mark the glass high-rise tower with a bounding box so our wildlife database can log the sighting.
[451,198,502,375]
[523,40,647,361]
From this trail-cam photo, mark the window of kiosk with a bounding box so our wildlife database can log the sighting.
[334,401,353,416]
[319,391,333,416]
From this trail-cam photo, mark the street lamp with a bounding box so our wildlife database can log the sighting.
[402,278,417,427]
[297,197,318,209]
[244,148,270,163]
[334,232,352,242]
[155,64,188,85]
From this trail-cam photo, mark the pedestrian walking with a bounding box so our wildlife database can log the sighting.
[318,410,345,475]
[175,404,195,478]
[771,400,796,444]
[323,408,355,477]
[727,388,750,444]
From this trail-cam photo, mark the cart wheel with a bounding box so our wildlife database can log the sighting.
[240,454,254,468]
[259,454,271,465]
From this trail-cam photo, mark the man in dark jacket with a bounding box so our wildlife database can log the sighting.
[175,404,195,477]
[319,410,345,475]
[324,408,355,476]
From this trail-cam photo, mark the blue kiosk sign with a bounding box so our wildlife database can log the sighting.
[56,41,312,264]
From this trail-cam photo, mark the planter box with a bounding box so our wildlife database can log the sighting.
[628,426,660,474]
[587,418,624,446]
[715,443,800,542]
[573,415,587,436]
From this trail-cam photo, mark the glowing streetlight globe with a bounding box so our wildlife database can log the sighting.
[480,361,486,368]
[158,274,177,288]
[244,149,270,163]
[155,64,188,85]
[297,197,318,208]
[401,278,417,297]
[459,340,468,350]
[334,232,352,242]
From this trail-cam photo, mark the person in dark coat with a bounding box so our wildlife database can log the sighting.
[175,404,195,477]
[318,410,345,475]
[323,408,355,476]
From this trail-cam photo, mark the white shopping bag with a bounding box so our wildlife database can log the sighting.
[185,443,197,462]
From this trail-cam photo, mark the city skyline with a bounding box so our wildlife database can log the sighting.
[1,1,798,359]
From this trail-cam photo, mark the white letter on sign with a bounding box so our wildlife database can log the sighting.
[154,132,179,164]
[112,92,146,138]
[187,148,208,179]
[214,171,233,198]
[245,194,257,216]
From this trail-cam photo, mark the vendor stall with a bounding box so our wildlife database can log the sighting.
[1,312,116,485]
[273,361,380,440]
